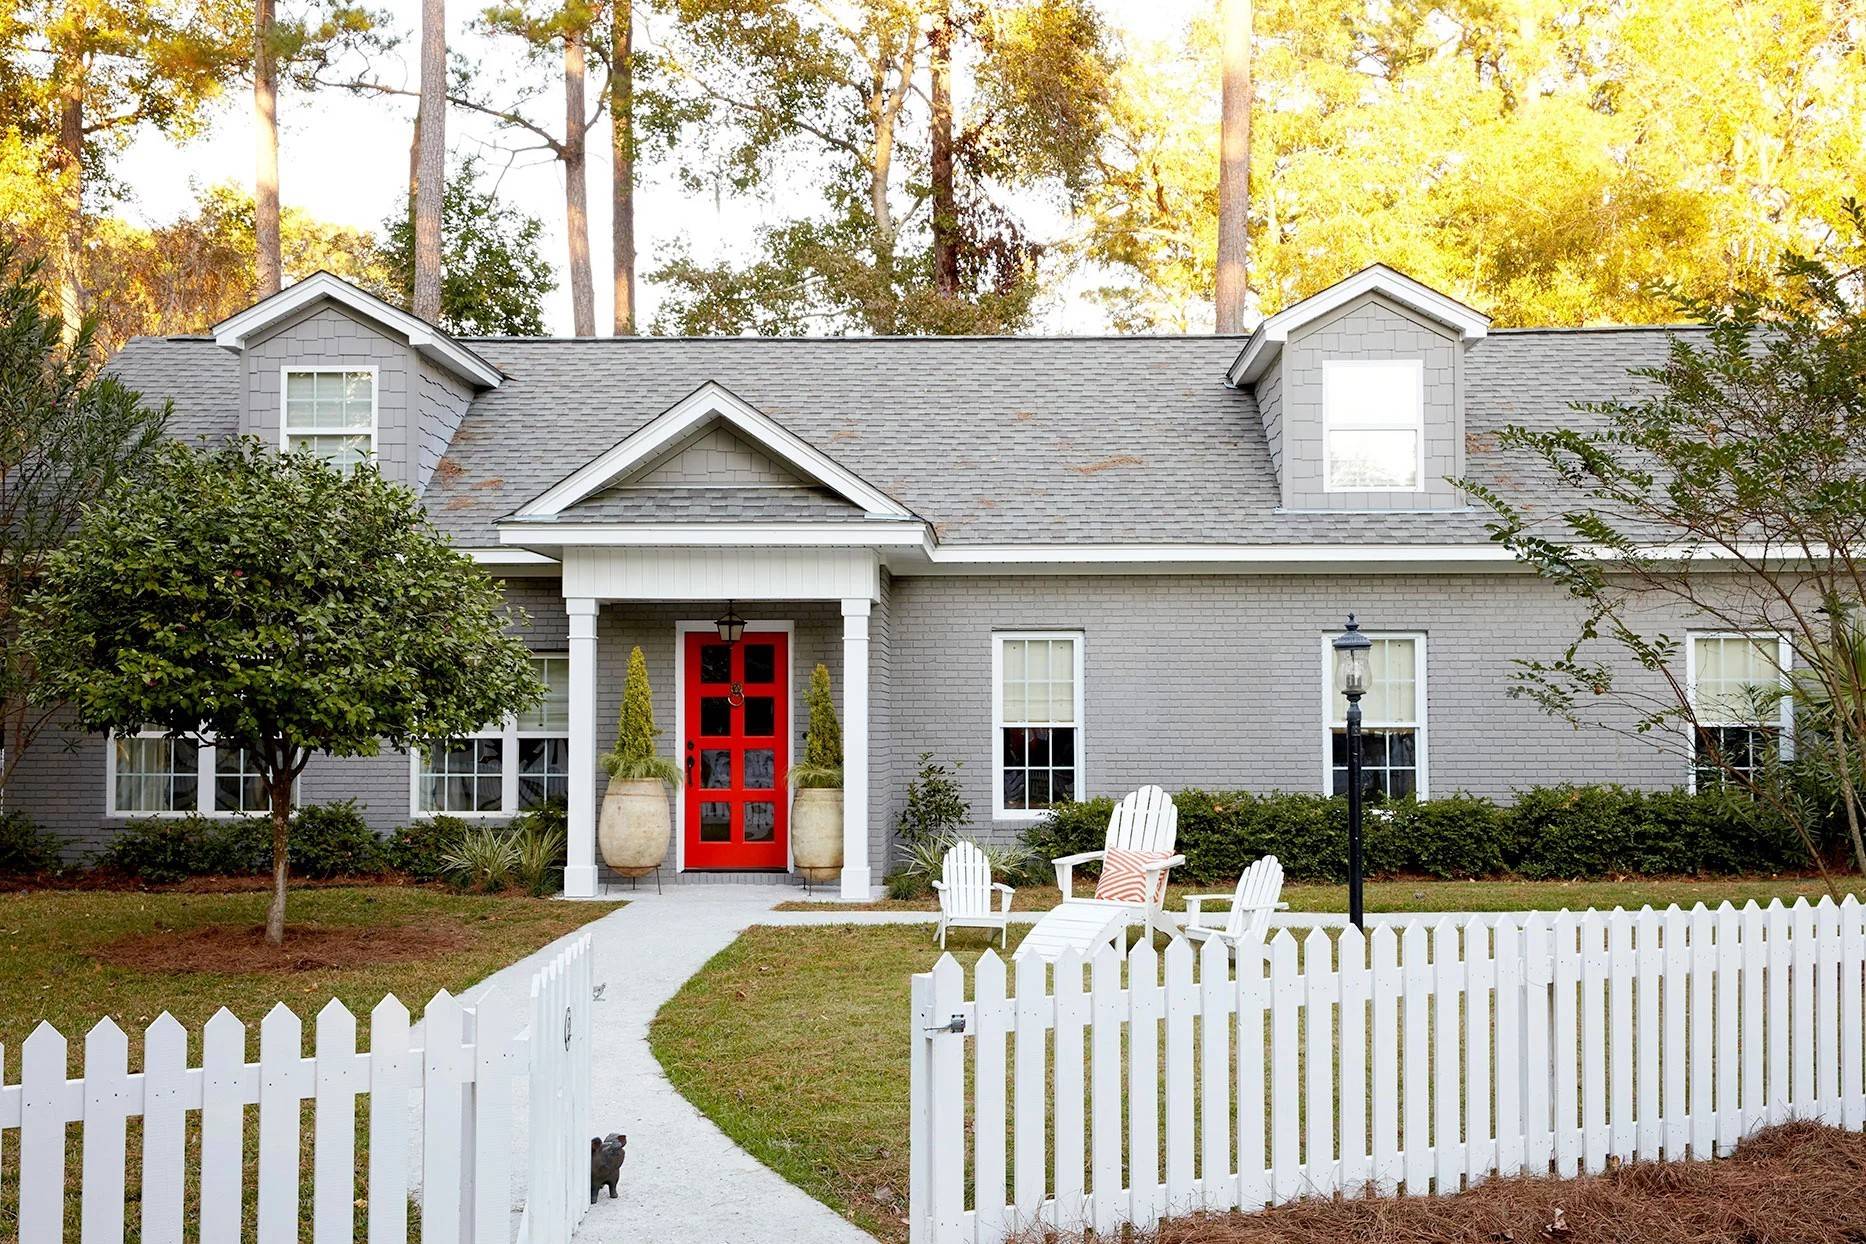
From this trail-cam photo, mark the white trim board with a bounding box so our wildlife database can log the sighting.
[670,620,796,874]
[214,271,503,389]
[990,630,1087,824]
[513,381,915,520]
[1229,264,1490,386]
[279,365,380,462]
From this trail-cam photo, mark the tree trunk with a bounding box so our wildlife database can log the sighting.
[254,0,282,298]
[610,0,635,335]
[413,0,446,322]
[1213,0,1252,334]
[264,770,292,945]
[55,65,84,344]
[929,8,957,298]
[564,30,595,336]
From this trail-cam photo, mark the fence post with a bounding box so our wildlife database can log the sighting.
[908,968,932,1244]
[928,955,967,1242]
[459,1005,479,1244]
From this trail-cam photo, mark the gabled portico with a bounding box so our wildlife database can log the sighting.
[498,381,931,901]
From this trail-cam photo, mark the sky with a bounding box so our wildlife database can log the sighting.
[115,0,1204,336]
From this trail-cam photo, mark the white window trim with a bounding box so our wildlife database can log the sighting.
[1684,631,1794,792]
[280,365,380,461]
[105,728,293,818]
[1321,358,1426,494]
[1319,630,1429,799]
[991,630,1087,822]
[408,651,571,818]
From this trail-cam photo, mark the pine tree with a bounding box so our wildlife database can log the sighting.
[792,663,842,789]
[603,646,679,783]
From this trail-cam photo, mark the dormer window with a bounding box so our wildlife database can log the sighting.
[1323,359,1424,491]
[283,368,377,468]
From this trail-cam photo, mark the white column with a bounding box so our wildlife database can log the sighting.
[565,597,600,898]
[840,598,873,900]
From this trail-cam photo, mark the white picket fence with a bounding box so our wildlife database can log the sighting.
[909,897,1866,1244]
[0,930,593,1244]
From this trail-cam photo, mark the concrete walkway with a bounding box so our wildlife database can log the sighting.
[501,888,881,1244]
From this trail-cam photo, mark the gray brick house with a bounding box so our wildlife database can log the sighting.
[8,265,1783,897]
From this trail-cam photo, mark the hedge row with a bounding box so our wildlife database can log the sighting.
[1019,786,1818,884]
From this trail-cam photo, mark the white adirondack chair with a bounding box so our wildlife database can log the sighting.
[1013,785,1184,962]
[1182,855,1287,952]
[930,840,1015,948]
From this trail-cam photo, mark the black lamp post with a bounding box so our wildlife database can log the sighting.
[1333,614,1372,930]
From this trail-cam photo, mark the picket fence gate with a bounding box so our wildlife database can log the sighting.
[0,931,593,1244]
[909,897,1866,1244]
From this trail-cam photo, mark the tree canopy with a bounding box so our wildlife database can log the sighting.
[21,439,543,939]
[379,156,557,335]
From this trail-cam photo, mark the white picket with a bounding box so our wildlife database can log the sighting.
[1129,938,1163,1226]
[1052,950,1087,1231]
[1463,918,1492,1186]
[1817,898,1843,1124]
[471,999,514,1244]
[312,1002,358,1244]
[141,1013,189,1244]
[1793,899,1817,1115]
[1090,945,1125,1231]
[1268,932,1301,1203]
[1661,906,1689,1158]
[1011,951,1047,1226]
[76,1018,129,1244]
[1198,936,1232,1211]
[1843,898,1865,1131]
[1163,937,1195,1213]
[1579,912,1607,1174]
[1400,921,1431,1195]
[1767,900,1792,1124]
[1607,911,1635,1162]
[200,1008,247,1242]
[928,956,967,1243]
[1232,931,1266,1211]
[1492,917,1523,1179]
[1432,918,1462,1193]
[370,994,413,1244]
[1689,904,1716,1157]
[1369,924,1402,1194]
[1522,914,1551,1176]
[1635,906,1663,1162]
[257,1003,304,1244]
[1714,904,1741,1155]
[908,968,932,1244]
[19,1023,66,1243]
[972,950,1009,1244]
[1740,902,1767,1137]
[422,990,465,1244]
[1551,912,1579,1178]
[1337,924,1369,1194]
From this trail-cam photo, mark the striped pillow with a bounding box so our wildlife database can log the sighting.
[1094,848,1173,905]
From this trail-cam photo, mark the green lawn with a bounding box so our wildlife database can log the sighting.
[663,872,1865,1243]
[0,885,616,1242]
[776,874,1864,915]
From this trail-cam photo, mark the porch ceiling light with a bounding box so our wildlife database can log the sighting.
[715,602,746,645]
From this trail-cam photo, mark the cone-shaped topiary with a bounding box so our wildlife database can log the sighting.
[602,646,681,784]
[790,662,843,789]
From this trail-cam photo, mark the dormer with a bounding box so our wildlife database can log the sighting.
[1228,265,1489,512]
[211,273,503,492]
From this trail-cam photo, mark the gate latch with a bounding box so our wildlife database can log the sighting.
[925,1013,967,1035]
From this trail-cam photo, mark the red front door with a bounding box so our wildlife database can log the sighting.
[684,630,789,869]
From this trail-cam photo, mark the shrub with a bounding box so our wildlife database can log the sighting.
[0,811,66,874]
[99,815,264,882]
[885,869,930,900]
[1020,782,1819,886]
[790,663,843,789]
[442,825,522,892]
[512,800,567,896]
[899,831,1036,886]
[602,645,680,784]
[288,801,388,878]
[388,815,472,882]
[895,753,971,849]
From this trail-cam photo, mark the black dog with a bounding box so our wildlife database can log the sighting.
[591,1134,627,1202]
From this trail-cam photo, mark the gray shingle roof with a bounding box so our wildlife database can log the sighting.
[542,484,873,523]
[106,327,1693,548]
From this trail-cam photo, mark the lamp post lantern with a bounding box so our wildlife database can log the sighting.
[1333,614,1372,929]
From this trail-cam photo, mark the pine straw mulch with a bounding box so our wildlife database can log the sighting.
[1020,1123,1866,1244]
[91,919,473,973]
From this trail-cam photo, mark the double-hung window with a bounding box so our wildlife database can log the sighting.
[109,729,280,816]
[283,368,376,468]
[414,653,571,816]
[993,632,1084,819]
[1323,359,1424,491]
[1325,632,1426,799]
[1688,633,1791,790]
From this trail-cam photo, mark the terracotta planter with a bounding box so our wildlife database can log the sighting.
[790,787,844,883]
[599,777,671,877]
